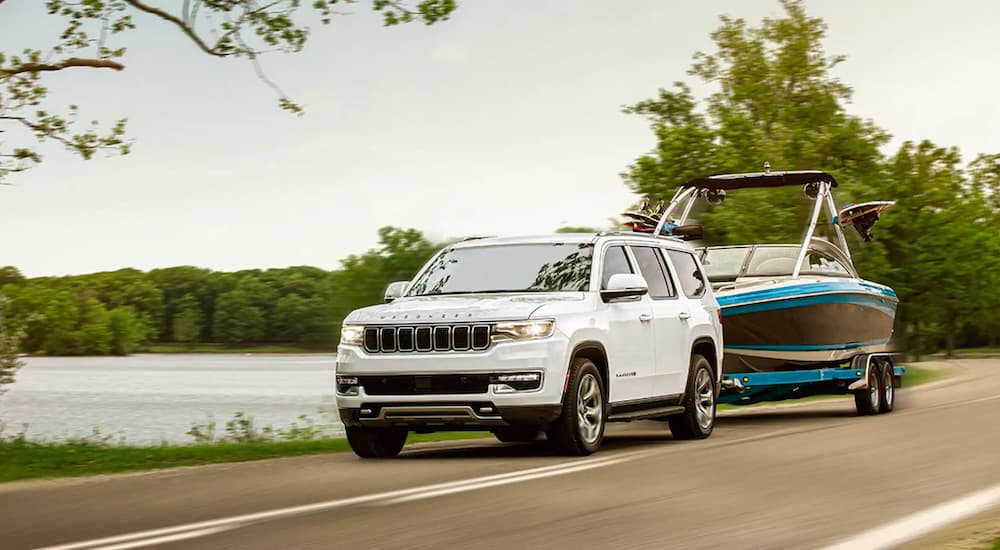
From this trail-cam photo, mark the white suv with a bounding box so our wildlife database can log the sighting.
[336,232,723,458]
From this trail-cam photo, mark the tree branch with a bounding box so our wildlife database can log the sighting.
[122,0,226,57]
[0,58,124,78]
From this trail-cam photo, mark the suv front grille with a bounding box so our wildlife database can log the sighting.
[363,325,491,353]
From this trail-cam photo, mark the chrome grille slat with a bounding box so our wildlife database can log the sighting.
[362,324,492,353]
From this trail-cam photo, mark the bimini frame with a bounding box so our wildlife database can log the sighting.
[653,169,852,279]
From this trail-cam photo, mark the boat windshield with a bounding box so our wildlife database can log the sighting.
[702,245,852,280]
[701,247,750,281]
[406,243,594,296]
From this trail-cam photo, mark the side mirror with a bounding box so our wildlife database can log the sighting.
[601,273,648,303]
[384,281,409,303]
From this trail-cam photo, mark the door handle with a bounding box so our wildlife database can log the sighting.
[678,312,691,321]
[639,313,653,322]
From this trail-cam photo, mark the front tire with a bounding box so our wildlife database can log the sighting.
[346,426,408,458]
[668,354,716,440]
[547,357,606,456]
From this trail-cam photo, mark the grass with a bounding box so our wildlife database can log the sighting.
[718,364,948,411]
[138,343,326,354]
[992,537,1000,550]
[0,432,490,484]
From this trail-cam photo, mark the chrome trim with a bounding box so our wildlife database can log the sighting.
[472,325,491,350]
[379,327,396,352]
[369,405,505,425]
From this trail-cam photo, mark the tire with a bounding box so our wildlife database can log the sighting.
[547,357,606,456]
[345,426,408,458]
[878,358,895,414]
[853,357,882,416]
[668,354,716,440]
[493,427,541,443]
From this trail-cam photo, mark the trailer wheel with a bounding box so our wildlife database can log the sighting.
[878,358,895,414]
[853,358,881,416]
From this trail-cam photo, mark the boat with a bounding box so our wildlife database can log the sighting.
[645,168,898,373]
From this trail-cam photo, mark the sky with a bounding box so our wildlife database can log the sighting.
[2,0,999,277]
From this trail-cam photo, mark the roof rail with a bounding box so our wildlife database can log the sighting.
[597,230,685,242]
[459,235,495,242]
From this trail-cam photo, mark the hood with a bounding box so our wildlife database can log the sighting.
[345,294,583,324]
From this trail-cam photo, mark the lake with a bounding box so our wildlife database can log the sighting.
[0,354,339,445]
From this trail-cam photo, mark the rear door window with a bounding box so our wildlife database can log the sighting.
[665,250,707,298]
[630,246,675,299]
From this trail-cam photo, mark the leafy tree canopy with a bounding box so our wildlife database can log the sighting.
[0,0,458,182]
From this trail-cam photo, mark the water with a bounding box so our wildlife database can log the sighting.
[0,354,340,445]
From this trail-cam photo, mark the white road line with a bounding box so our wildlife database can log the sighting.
[819,482,1000,550]
[384,455,633,504]
[92,526,233,550]
[35,453,638,550]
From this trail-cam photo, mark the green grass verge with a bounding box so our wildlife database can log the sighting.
[138,343,327,354]
[992,537,1000,550]
[0,432,490,484]
[718,364,948,411]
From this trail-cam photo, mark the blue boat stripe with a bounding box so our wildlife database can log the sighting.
[721,293,897,316]
[716,280,897,307]
[725,338,891,352]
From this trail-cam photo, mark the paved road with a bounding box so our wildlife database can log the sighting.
[3,359,999,550]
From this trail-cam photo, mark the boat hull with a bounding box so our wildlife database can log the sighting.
[717,280,897,373]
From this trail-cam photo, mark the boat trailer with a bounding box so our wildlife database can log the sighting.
[719,353,904,415]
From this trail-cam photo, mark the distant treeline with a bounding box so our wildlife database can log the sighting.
[0,227,440,355]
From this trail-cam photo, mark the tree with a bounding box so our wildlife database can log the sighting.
[172,293,203,348]
[623,0,887,245]
[0,0,458,182]
[213,288,264,346]
[623,0,1000,358]
[0,296,25,398]
[107,306,141,355]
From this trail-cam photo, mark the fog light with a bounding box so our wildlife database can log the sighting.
[336,375,360,396]
[490,372,542,392]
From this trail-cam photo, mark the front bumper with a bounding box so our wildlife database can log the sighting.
[335,337,570,428]
[338,402,562,429]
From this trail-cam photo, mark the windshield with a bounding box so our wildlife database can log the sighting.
[407,243,593,296]
[702,247,751,280]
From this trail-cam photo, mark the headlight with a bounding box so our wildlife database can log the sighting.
[340,325,365,346]
[492,320,555,341]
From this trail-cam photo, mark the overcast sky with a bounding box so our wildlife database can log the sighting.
[2,0,998,277]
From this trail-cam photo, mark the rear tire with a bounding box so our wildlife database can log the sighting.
[853,358,882,416]
[346,426,408,458]
[668,354,716,440]
[493,427,541,443]
[878,358,895,414]
[547,357,606,456]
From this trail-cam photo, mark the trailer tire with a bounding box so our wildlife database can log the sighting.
[878,358,895,414]
[853,358,881,416]
[668,354,716,440]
